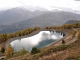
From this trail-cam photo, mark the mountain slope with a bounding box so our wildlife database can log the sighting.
[5,29,80,60]
[0,8,46,25]
[0,11,80,34]
[15,11,80,27]
[64,20,80,24]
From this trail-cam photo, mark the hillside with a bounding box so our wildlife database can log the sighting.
[0,8,46,25]
[64,20,80,24]
[0,25,28,34]
[15,11,80,27]
[5,28,80,60]
[0,23,80,60]
[7,40,80,60]
[0,11,80,34]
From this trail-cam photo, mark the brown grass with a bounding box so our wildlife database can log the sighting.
[4,29,80,60]
[6,39,80,60]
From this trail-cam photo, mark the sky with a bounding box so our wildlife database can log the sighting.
[0,0,80,11]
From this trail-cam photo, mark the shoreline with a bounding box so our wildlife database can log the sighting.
[6,29,66,49]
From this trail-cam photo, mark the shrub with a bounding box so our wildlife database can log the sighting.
[62,39,65,44]
[5,44,14,58]
[72,30,77,38]
[1,47,5,53]
[20,47,27,55]
[31,47,40,54]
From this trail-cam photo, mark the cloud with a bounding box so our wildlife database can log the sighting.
[0,0,80,11]
[74,0,80,1]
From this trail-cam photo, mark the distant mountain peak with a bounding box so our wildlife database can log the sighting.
[1,6,80,14]
[24,6,48,12]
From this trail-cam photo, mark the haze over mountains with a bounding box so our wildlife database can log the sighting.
[0,7,80,33]
[15,11,80,27]
[0,8,47,25]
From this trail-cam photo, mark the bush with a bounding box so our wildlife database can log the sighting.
[72,30,77,38]
[1,47,5,53]
[20,47,27,55]
[31,47,40,54]
[5,44,14,58]
[62,39,65,44]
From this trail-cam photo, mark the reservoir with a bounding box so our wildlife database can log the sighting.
[6,30,65,52]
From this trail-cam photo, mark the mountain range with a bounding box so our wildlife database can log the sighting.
[0,8,46,25]
[0,8,80,33]
[15,11,80,27]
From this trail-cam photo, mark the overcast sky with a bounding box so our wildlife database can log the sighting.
[0,0,80,11]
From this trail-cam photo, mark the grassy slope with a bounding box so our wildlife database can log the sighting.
[6,40,80,60]
[6,29,80,60]
[7,40,80,60]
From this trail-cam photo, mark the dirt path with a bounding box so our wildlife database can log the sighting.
[66,29,78,45]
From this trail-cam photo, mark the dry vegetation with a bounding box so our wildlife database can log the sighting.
[5,40,80,60]
[6,39,80,60]
[5,28,80,60]
[0,23,80,60]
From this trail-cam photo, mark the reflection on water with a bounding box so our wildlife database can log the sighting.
[8,31,64,51]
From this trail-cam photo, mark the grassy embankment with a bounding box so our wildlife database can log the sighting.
[5,28,80,60]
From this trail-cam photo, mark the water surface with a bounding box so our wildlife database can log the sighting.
[7,31,64,51]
